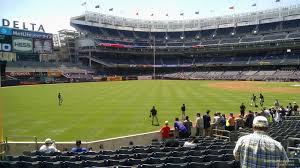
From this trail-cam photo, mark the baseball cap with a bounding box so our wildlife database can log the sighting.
[45,138,53,144]
[294,102,297,104]
[253,116,268,127]
[165,121,168,124]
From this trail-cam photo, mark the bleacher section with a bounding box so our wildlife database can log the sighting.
[1,137,239,168]
[73,17,300,48]
[2,118,300,167]
[163,70,300,81]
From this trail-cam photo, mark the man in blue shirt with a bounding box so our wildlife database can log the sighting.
[174,117,188,138]
[71,140,87,153]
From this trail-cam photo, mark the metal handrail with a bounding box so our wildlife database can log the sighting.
[212,128,231,140]
[4,136,39,153]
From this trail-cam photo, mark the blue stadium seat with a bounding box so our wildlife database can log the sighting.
[185,150,203,156]
[0,161,18,168]
[224,154,235,161]
[170,151,185,157]
[212,160,236,168]
[186,155,205,163]
[165,156,186,164]
[137,164,164,168]
[133,153,149,159]
[204,154,224,162]
[104,159,121,166]
[151,152,170,158]
[163,163,188,168]
[40,161,62,168]
[17,161,40,168]
[117,149,133,154]
[143,157,166,164]
[188,162,212,168]
[82,160,106,167]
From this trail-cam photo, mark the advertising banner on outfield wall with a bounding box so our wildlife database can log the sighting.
[0,35,12,52]
[138,76,152,80]
[33,38,53,53]
[47,70,62,77]
[6,72,34,77]
[107,76,123,81]
[12,36,32,53]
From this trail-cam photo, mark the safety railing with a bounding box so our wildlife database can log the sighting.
[212,128,231,141]
[4,136,38,154]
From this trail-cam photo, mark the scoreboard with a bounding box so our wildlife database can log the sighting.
[0,27,53,53]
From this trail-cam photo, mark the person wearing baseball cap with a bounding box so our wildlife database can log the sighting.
[160,121,171,139]
[39,138,60,153]
[233,116,288,167]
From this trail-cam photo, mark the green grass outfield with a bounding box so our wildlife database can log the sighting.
[1,80,300,141]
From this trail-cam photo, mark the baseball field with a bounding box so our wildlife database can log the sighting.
[1,80,300,141]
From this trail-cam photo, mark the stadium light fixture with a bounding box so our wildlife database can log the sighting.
[231,32,235,36]
[180,36,184,40]
[253,30,257,34]
[165,36,168,40]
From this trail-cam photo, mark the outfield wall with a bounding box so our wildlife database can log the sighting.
[4,128,201,155]
[4,130,165,155]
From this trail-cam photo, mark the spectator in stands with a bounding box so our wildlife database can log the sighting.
[235,115,244,129]
[183,116,192,137]
[274,99,280,110]
[211,112,221,129]
[274,110,282,123]
[160,121,171,140]
[174,117,188,138]
[183,136,198,148]
[181,104,186,120]
[287,103,293,116]
[240,103,246,117]
[259,93,264,107]
[150,106,159,126]
[263,108,273,124]
[227,113,235,131]
[233,116,289,167]
[39,138,60,153]
[195,113,203,136]
[203,110,211,136]
[293,102,299,115]
[220,114,226,130]
[71,140,87,153]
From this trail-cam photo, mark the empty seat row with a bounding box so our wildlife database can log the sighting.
[0,160,239,168]
[5,154,235,163]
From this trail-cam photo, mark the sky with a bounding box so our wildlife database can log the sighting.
[1,0,300,34]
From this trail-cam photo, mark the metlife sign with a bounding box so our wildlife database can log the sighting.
[12,36,33,53]
[12,29,53,40]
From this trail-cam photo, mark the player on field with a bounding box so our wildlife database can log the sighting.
[259,93,264,107]
[150,106,159,126]
[58,93,63,106]
[250,94,257,107]
[181,104,186,120]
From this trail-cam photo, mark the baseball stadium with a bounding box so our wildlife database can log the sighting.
[1,0,300,167]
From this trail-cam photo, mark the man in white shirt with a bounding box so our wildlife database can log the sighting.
[39,138,60,153]
[195,113,203,136]
[183,136,198,148]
